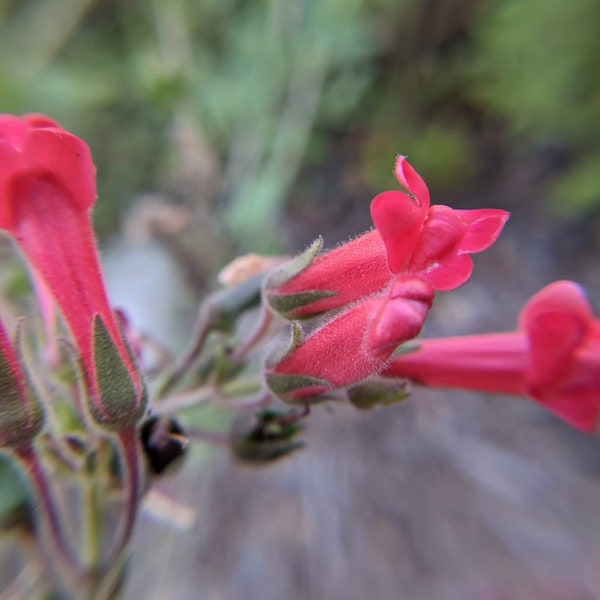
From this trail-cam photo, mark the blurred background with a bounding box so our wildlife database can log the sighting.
[1,0,600,598]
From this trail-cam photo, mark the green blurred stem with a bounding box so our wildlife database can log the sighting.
[14,446,76,569]
[154,312,212,397]
[105,429,143,568]
[152,385,214,415]
[224,54,327,249]
[81,473,101,569]
[157,275,265,398]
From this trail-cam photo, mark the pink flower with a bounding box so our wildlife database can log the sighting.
[383,281,600,432]
[371,156,509,289]
[266,156,508,318]
[0,114,146,428]
[266,276,434,401]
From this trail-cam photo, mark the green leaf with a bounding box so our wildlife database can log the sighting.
[88,315,147,431]
[347,379,410,411]
[265,372,330,403]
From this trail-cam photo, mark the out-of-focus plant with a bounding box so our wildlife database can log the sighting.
[359,0,481,192]
[467,0,600,213]
[0,0,391,253]
[0,115,598,598]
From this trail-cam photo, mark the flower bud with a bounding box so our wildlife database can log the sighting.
[230,409,304,464]
[266,276,434,402]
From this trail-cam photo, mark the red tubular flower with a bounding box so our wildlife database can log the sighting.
[0,114,146,428]
[266,156,509,318]
[266,276,434,401]
[371,156,509,290]
[383,281,600,432]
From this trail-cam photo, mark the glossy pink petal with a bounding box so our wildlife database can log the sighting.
[370,190,425,273]
[454,209,510,253]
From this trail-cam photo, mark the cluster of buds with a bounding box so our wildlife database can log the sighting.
[264,156,509,402]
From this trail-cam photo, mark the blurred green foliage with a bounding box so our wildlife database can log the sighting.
[468,0,600,212]
[0,0,598,254]
[0,0,394,250]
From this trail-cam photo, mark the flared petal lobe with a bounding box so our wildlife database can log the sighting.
[371,158,509,289]
[370,190,426,274]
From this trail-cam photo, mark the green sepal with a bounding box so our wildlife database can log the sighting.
[264,237,323,290]
[265,372,331,404]
[347,379,410,411]
[230,410,304,464]
[0,326,44,449]
[88,315,147,431]
[266,290,337,319]
[264,238,339,319]
[207,274,265,333]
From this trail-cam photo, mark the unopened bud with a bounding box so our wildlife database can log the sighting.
[230,409,304,464]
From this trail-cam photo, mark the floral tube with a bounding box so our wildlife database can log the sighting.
[383,281,600,432]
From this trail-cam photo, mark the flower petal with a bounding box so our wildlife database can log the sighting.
[521,281,593,375]
[394,156,430,210]
[370,190,425,274]
[454,209,510,253]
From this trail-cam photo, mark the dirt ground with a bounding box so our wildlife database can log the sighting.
[126,148,600,600]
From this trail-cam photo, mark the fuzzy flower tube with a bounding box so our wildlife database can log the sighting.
[384,281,600,432]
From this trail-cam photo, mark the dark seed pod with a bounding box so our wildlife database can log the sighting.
[140,416,188,475]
